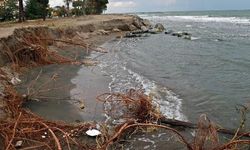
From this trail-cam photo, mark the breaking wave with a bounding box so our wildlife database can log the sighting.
[96,42,187,121]
[140,15,250,24]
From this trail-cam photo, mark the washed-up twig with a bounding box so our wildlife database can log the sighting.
[6,112,22,150]
[40,122,62,150]
[160,117,250,138]
[101,122,193,150]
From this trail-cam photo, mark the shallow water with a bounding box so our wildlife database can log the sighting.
[99,10,250,129]
[18,64,83,122]
[92,10,250,149]
[18,63,110,122]
[16,10,250,149]
[137,11,250,129]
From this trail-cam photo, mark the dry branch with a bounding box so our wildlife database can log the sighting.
[97,90,250,150]
[160,117,250,138]
[0,86,94,150]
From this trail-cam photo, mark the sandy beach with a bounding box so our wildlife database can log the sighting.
[1,10,250,149]
[0,14,150,122]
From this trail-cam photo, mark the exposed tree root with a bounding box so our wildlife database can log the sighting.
[97,90,250,150]
[1,28,102,70]
[160,117,250,138]
[0,86,95,150]
[1,86,250,149]
[0,28,250,149]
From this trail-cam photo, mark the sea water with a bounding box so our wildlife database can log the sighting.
[99,10,250,130]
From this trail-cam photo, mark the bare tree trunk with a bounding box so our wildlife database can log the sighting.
[18,0,24,22]
[66,0,70,16]
[42,5,46,21]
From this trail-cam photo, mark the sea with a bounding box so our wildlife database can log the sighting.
[19,10,250,149]
[98,10,250,130]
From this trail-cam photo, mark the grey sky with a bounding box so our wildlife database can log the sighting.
[107,0,250,13]
[49,0,250,13]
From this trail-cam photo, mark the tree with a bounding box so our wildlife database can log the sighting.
[54,5,67,17]
[25,0,42,19]
[85,0,108,15]
[95,0,108,14]
[72,0,85,16]
[47,6,53,18]
[0,0,18,21]
[37,0,49,21]
[18,0,24,22]
[25,0,48,21]
[64,0,72,16]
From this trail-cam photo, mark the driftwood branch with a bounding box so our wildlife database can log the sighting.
[101,122,193,150]
[160,117,250,138]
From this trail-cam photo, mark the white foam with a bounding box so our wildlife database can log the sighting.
[191,37,200,41]
[98,42,187,121]
[141,15,250,24]
[125,68,186,121]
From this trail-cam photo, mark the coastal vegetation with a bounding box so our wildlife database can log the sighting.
[0,0,250,149]
[0,0,109,22]
[0,14,249,149]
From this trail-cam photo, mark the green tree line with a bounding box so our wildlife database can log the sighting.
[0,0,108,22]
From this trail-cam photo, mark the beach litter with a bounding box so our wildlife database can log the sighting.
[86,129,102,137]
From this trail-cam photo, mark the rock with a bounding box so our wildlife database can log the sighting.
[141,26,148,32]
[128,24,137,31]
[148,28,159,34]
[172,31,191,37]
[112,28,121,32]
[124,32,150,38]
[97,29,109,35]
[171,32,182,37]
[182,32,191,36]
[182,35,192,40]
[154,23,165,32]
[132,18,142,29]
[15,141,23,148]
[125,33,142,38]
[165,30,174,34]
[131,30,147,34]
[116,24,131,31]
[142,19,152,27]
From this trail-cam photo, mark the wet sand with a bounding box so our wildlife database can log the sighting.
[16,34,118,123]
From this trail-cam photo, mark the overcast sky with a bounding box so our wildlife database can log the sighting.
[49,0,250,13]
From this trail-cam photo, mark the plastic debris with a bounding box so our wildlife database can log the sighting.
[15,140,23,148]
[10,77,21,85]
[86,129,101,137]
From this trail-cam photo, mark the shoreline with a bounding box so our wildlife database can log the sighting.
[0,14,152,149]
[0,15,148,119]
[1,13,250,150]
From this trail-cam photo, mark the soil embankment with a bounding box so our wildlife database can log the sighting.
[0,14,152,149]
[0,14,150,121]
